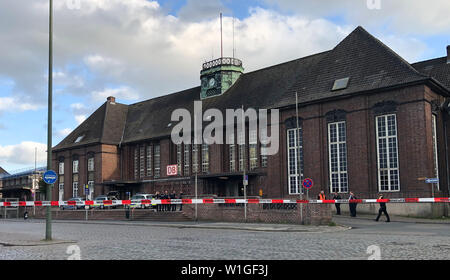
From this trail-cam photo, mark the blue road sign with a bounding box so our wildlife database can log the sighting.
[43,170,57,184]
[425,178,439,184]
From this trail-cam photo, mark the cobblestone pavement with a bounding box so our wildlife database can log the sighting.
[0,218,449,260]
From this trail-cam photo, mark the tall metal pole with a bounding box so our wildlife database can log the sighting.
[242,105,247,222]
[194,114,198,221]
[296,92,303,224]
[45,0,53,241]
[220,13,223,58]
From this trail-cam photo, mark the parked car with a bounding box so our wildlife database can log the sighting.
[93,195,119,209]
[60,197,87,210]
[130,193,154,209]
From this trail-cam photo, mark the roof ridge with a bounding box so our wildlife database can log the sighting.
[243,50,331,76]
[130,86,200,107]
[347,26,426,78]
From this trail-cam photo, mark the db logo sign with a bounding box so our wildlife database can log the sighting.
[167,165,178,176]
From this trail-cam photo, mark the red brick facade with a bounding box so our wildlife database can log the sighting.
[52,84,449,201]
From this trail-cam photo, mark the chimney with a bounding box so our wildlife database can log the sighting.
[447,45,450,64]
[107,96,116,103]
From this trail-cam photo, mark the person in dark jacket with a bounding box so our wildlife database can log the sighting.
[348,192,357,217]
[375,194,390,222]
[155,191,161,212]
[170,190,177,211]
[179,191,184,211]
[332,192,341,215]
[162,190,169,211]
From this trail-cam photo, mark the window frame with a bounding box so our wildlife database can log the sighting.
[375,114,400,192]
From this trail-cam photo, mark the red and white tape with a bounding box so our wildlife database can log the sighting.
[1,197,449,207]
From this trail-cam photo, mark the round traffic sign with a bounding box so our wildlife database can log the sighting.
[302,178,314,189]
[43,170,58,184]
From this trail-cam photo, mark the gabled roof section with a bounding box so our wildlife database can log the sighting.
[54,101,128,151]
[274,26,428,108]
[412,57,450,91]
[123,87,200,143]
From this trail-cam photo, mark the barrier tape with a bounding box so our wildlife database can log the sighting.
[1,197,449,207]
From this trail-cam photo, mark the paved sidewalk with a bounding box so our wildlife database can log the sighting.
[333,213,450,224]
[2,218,350,235]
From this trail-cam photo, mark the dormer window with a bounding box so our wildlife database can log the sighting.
[332,77,350,91]
[74,135,85,143]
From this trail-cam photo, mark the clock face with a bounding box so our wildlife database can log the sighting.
[208,78,216,88]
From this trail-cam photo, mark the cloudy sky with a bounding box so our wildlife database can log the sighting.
[0,0,449,172]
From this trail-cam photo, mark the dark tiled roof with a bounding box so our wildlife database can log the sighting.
[273,26,429,108]
[54,101,128,151]
[412,57,450,90]
[54,26,450,148]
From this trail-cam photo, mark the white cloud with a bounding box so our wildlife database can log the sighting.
[91,86,140,103]
[0,141,47,166]
[0,0,437,107]
[0,97,41,113]
[266,0,450,35]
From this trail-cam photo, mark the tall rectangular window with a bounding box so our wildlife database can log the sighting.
[287,127,303,194]
[249,129,258,170]
[432,114,439,190]
[192,143,199,174]
[328,121,348,193]
[261,135,268,168]
[59,162,64,175]
[154,144,161,178]
[139,145,145,178]
[146,145,153,177]
[238,131,246,172]
[184,144,190,176]
[72,173,79,198]
[177,144,182,175]
[376,114,400,191]
[229,133,236,172]
[202,143,209,173]
[73,160,79,174]
[134,147,138,179]
[87,157,94,172]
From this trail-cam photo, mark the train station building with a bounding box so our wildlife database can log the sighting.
[51,26,450,211]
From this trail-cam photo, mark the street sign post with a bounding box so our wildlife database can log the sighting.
[425,178,439,198]
[425,178,439,184]
[302,178,313,200]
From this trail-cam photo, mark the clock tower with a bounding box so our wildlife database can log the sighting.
[200,57,244,99]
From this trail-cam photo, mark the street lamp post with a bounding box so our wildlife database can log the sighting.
[45,0,53,241]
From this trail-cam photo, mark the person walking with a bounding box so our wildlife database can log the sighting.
[375,194,390,222]
[318,190,326,200]
[349,192,357,217]
[332,192,341,215]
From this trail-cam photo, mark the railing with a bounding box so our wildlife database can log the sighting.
[202,57,243,70]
